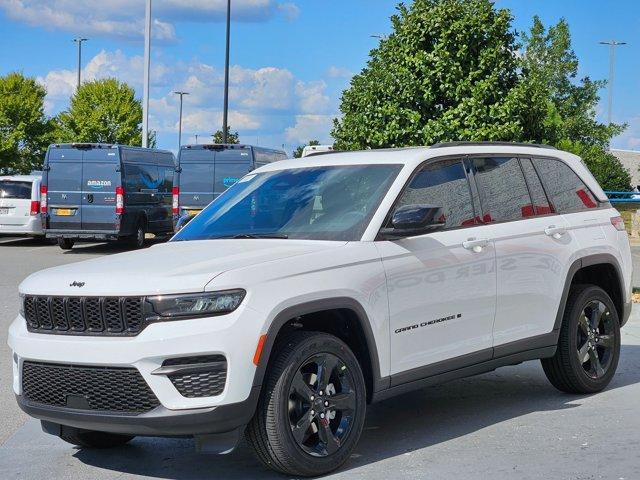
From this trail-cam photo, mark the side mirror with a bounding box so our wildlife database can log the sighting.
[175,213,195,232]
[380,204,445,239]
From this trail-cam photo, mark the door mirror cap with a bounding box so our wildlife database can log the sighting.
[380,204,445,238]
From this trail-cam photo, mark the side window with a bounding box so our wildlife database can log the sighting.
[396,159,476,229]
[533,157,598,212]
[472,157,532,223]
[159,167,174,193]
[520,159,553,216]
[123,164,141,192]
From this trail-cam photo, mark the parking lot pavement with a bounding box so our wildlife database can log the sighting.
[1,237,640,479]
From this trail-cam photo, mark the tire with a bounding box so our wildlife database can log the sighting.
[59,428,134,449]
[246,331,367,477]
[57,238,74,250]
[542,284,621,394]
[129,221,146,249]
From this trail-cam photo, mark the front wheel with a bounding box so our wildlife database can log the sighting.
[128,222,146,249]
[246,331,367,477]
[542,284,621,394]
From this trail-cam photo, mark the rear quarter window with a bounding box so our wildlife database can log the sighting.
[533,157,598,212]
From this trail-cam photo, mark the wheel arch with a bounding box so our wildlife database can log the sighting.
[252,297,388,403]
[555,253,629,331]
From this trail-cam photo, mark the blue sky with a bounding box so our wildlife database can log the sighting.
[0,0,638,154]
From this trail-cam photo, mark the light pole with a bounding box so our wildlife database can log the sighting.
[599,40,626,124]
[72,37,88,90]
[142,0,152,147]
[195,134,199,145]
[222,0,231,143]
[173,91,189,148]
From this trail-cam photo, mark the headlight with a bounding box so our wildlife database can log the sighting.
[146,289,246,319]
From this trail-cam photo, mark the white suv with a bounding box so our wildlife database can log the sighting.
[0,174,44,237]
[9,143,632,476]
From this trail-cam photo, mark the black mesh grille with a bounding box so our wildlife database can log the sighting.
[163,356,227,398]
[23,296,147,336]
[22,361,160,413]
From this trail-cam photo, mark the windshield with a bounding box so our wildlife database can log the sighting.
[172,164,402,242]
[0,181,32,199]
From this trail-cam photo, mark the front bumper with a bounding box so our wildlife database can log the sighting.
[16,386,260,437]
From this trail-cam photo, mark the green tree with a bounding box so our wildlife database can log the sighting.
[0,72,54,173]
[57,78,144,146]
[520,17,630,190]
[293,139,320,158]
[332,0,534,149]
[212,126,239,144]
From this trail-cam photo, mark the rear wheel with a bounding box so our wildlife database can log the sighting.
[57,238,74,250]
[246,331,366,477]
[129,221,146,249]
[542,284,620,394]
[59,428,134,449]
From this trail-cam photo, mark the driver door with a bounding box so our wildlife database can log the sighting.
[375,158,497,383]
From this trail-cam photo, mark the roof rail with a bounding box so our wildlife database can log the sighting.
[430,141,557,150]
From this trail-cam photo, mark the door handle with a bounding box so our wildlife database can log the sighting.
[544,225,566,239]
[462,237,489,253]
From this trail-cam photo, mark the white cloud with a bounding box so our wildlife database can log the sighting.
[612,116,640,151]
[0,0,299,41]
[285,115,334,144]
[327,66,353,79]
[295,80,330,114]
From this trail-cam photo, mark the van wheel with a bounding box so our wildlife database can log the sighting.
[129,222,146,249]
[541,284,621,394]
[59,427,134,449]
[246,331,366,477]
[57,238,74,250]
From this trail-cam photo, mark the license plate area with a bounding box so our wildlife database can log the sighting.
[187,209,201,216]
[55,208,74,216]
[0,207,10,215]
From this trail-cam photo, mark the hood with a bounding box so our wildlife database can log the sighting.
[20,239,346,296]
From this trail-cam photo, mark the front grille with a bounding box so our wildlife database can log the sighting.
[22,361,160,413]
[23,295,146,336]
[163,355,227,398]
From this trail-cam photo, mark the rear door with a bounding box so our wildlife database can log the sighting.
[213,147,252,197]
[46,147,83,231]
[0,179,33,227]
[178,149,214,212]
[81,148,121,231]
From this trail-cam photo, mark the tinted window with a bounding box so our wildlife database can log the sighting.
[533,157,598,211]
[0,181,31,199]
[397,159,475,229]
[124,164,161,191]
[159,167,174,193]
[520,159,553,216]
[173,165,401,242]
[472,157,532,223]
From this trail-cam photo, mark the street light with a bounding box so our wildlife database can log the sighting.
[599,40,627,124]
[72,37,88,90]
[222,0,231,143]
[195,134,199,145]
[173,91,189,148]
[142,0,152,148]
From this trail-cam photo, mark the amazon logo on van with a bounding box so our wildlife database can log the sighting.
[223,177,240,187]
[87,180,112,189]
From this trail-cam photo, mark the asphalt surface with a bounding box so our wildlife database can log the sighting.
[1,235,640,479]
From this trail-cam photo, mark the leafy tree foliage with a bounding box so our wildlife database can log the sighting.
[293,139,320,158]
[0,72,54,173]
[333,0,630,190]
[212,126,239,144]
[57,79,144,146]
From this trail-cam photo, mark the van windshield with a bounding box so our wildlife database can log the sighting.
[172,164,402,242]
[0,181,32,199]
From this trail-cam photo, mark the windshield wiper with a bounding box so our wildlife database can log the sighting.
[231,233,289,239]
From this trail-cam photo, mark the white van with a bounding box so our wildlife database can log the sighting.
[0,174,43,237]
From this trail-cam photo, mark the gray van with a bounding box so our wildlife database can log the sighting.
[42,143,176,250]
[176,144,287,217]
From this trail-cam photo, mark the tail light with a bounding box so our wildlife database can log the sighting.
[610,216,625,231]
[115,186,124,215]
[30,200,40,216]
[172,186,179,215]
[39,185,47,213]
